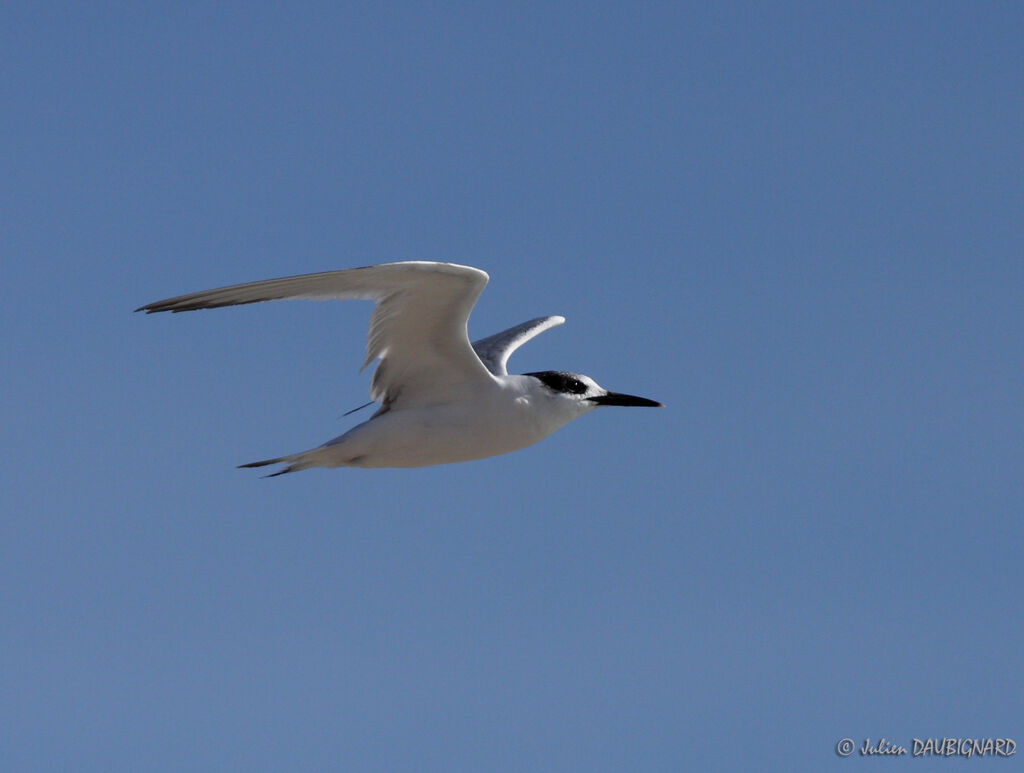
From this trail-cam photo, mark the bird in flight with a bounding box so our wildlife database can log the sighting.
[138,261,661,475]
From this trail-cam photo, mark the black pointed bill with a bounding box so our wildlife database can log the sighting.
[588,391,663,407]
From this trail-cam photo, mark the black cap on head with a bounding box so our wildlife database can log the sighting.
[525,371,590,395]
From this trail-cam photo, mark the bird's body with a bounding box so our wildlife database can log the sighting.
[277,375,578,470]
[138,261,660,475]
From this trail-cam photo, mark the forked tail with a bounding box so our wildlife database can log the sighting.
[238,454,312,478]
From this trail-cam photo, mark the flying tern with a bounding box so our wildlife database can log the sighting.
[138,261,662,475]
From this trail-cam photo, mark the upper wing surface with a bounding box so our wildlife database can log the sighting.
[138,261,495,407]
[471,316,565,376]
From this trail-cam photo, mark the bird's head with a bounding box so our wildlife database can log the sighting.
[524,370,663,416]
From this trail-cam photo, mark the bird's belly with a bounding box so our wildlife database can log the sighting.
[328,402,552,468]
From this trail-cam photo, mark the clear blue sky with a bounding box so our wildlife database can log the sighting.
[3,2,1021,770]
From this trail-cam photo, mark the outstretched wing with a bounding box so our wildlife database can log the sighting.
[471,316,565,376]
[137,261,495,408]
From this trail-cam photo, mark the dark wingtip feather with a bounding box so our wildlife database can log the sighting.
[136,296,286,315]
